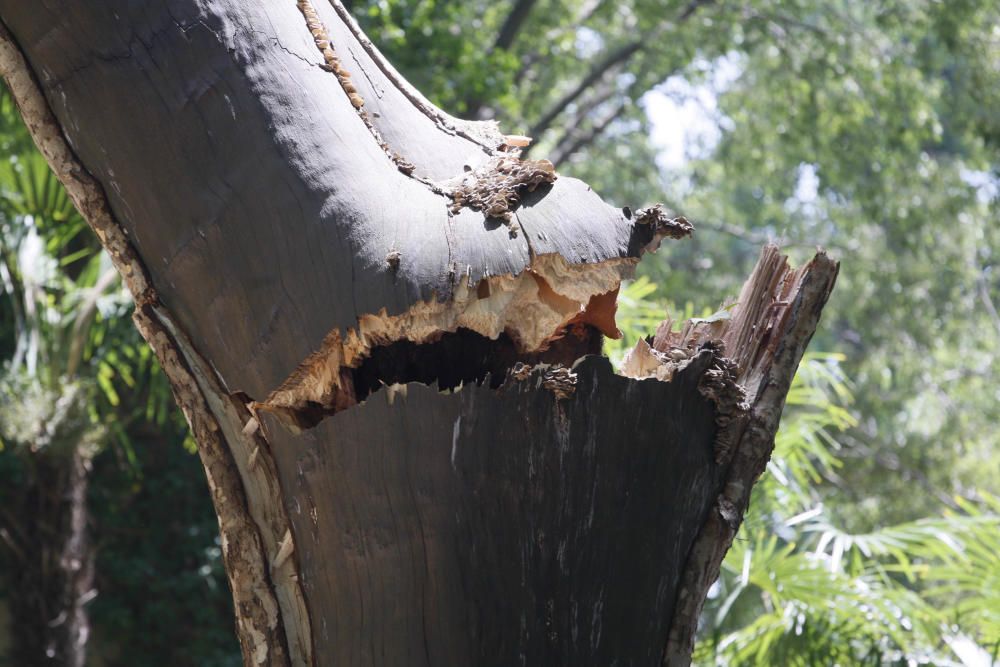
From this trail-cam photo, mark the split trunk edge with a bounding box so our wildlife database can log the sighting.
[0,1,838,665]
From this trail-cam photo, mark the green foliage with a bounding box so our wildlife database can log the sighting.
[350,0,525,117]
[0,107,143,458]
[0,375,103,457]
[87,415,241,667]
[639,0,1000,528]
[696,356,1000,666]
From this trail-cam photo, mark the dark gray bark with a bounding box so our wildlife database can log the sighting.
[263,355,724,666]
[0,2,837,666]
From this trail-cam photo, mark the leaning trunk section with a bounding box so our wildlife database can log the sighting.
[0,2,837,666]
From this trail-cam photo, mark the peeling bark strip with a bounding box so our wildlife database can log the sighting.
[147,305,313,664]
[296,0,365,110]
[0,1,835,665]
[133,307,301,666]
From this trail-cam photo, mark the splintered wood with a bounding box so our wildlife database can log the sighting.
[622,245,830,387]
[661,245,838,665]
[622,245,838,464]
[262,253,633,424]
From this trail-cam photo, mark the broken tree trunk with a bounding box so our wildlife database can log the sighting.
[0,1,837,665]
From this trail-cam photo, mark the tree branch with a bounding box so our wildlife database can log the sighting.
[494,0,538,51]
[65,267,119,379]
[463,0,539,118]
[977,272,1000,337]
[547,57,659,163]
[546,82,618,159]
[528,38,642,140]
[528,0,715,141]
[0,506,28,563]
[511,0,609,88]
[550,100,627,164]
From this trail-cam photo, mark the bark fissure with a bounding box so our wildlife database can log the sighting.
[297,0,566,221]
[295,0,451,194]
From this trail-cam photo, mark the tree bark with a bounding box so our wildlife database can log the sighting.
[0,2,836,666]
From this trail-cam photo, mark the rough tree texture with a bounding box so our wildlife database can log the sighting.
[0,1,837,666]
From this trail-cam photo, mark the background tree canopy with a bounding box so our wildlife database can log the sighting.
[1,0,997,664]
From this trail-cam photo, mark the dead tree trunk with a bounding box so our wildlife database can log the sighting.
[0,2,837,665]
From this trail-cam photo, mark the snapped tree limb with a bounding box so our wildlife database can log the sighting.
[0,1,836,665]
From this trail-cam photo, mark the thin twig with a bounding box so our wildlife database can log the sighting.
[547,84,619,160]
[65,267,119,379]
[512,0,610,88]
